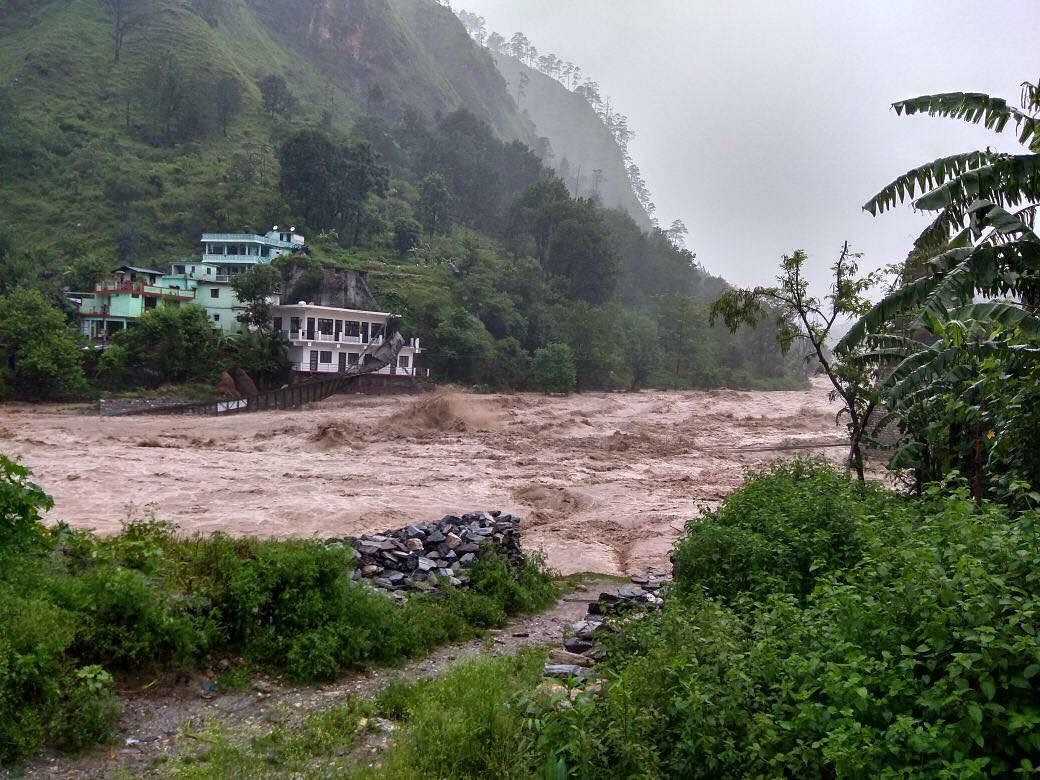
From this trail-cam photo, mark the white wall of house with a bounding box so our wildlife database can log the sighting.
[272,302,422,376]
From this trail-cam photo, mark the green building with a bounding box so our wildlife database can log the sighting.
[73,228,306,338]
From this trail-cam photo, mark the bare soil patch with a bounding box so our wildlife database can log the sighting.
[0,380,842,575]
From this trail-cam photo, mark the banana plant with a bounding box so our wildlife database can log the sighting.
[839,80,1040,355]
[855,301,1040,500]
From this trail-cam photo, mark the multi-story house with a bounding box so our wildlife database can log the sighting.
[74,266,196,340]
[71,228,424,377]
[272,301,423,377]
[72,228,308,336]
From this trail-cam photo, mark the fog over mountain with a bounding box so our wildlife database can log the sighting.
[460,0,1038,294]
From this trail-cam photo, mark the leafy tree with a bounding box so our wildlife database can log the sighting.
[225,330,290,387]
[851,302,1040,501]
[0,288,88,400]
[486,337,531,389]
[429,307,493,384]
[553,302,627,389]
[213,75,244,138]
[230,264,281,331]
[836,78,1040,499]
[546,212,619,304]
[65,255,112,293]
[392,217,422,258]
[94,343,130,389]
[418,173,452,233]
[98,0,154,63]
[278,130,388,243]
[115,305,220,384]
[712,245,881,480]
[531,342,576,394]
[259,74,298,117]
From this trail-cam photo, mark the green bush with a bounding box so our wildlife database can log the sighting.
[359,651,546,779]
[527,463,1040,777]
[531,342,577,394]
[671,459,892,602]
[0,456,561,763]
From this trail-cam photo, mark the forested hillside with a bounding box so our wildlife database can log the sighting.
[0,0,534,255]
[493,53,652,231]
[0,0,804,395]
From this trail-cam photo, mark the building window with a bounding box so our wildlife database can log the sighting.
[348,352,359,366]
[213,313,220,322]
[399,355,410,369]
[317,318,334,335]
[290,317,301,333]
[344,321,360,337]
[210,288,219,299]
[261,247,270,257]
[273,317,282,332]
[319,350,333,364]
[371,323,385,340]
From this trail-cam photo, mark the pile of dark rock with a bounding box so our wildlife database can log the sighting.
[544,569,672,681]
[342,511,522,599]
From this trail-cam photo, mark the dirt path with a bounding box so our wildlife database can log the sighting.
[23,581,616,779]
[0,381,842,575]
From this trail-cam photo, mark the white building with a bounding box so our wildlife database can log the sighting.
[272,301,423,377]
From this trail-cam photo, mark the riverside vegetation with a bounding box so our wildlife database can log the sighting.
[0,454,558,765]
[137,80,1040,777]
[117,461,1040,778]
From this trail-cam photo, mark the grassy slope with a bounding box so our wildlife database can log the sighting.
[0,0,535,261]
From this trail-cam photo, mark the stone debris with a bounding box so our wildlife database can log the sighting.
[542,569,672,683]
[331,511,523,599]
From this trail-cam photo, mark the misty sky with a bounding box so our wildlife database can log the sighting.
[459,0,1038,296]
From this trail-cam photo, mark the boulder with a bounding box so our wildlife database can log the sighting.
[232,367,259,397]
[215,371,239,397]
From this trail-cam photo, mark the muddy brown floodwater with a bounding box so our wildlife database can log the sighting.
[0,379,843,575]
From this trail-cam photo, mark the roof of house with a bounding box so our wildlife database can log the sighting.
[272,302,392,318]
[202,233,299,249]
[112,265,165,276]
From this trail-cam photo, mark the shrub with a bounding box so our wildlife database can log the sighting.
[470,548,559,614]
[361,650,545,779]
[0,454,51,549]
[531,342,576,394]
[527,463,1040,777]
[671,458,891,602]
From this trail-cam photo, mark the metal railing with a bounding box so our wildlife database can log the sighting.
[280,331,382,346]
[95,281,196,300]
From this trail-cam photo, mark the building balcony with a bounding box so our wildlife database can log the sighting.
[95,281,196,300]
[202,254,270,266]
[280,330,383,346]
[291,362,417,376]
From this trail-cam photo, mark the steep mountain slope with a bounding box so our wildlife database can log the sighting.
[0,0,536,257]
[492,53,652,231]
